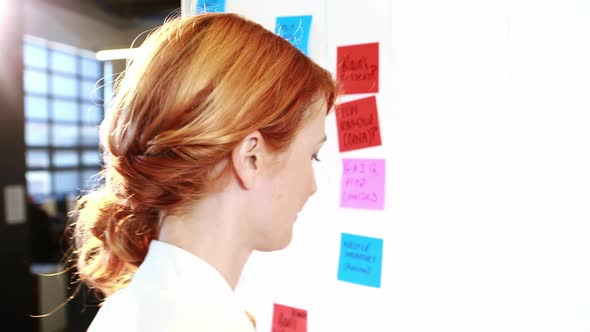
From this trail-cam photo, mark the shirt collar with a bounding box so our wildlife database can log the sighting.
[133,240,237,303]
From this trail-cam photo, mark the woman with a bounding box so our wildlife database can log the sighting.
[72,13,338,331]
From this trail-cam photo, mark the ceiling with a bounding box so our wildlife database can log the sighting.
[46,0,181,23]
[92,0,180,20]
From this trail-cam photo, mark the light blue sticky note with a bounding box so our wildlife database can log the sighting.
[275,15,312,55]
[338,233,383,288]
[196,0,226,13]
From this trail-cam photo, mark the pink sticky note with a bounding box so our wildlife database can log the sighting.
[340,159,385,210]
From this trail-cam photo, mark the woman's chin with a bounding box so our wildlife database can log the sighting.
[257,227,294,252]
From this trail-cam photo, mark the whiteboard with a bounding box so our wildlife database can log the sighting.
[183,1,590,331]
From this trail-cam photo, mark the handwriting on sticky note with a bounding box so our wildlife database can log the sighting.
[196,0,225,13]
[337,42,379,94]
[338,233,383,288]
[340,158,385,210]
[272,303,307,332]
[275,16,312,55]
[336,96,382,152]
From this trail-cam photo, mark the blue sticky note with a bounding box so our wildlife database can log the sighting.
[338,233,383,288]
[275,15,312,55]
[196,0,226,13]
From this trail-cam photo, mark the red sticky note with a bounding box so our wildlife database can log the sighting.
[337,42,379,94]
[335,96,382,152]
[272,303,307,332]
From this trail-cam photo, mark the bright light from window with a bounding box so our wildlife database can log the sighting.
[96,48,137,61]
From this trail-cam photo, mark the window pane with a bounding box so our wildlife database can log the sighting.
[24,44,48,68]
[52,99,78,122]
[81,126,99,146]
[81,58,100,79]
[52,124,78,147]
[50,51,77,75]
[51,75,78,98]
[53,150,79,167]
[82,169,101,190]
[24,70,48,94]
[82,80,102,103]
[27,150,50,168]
[82,149,101,166]
[26,122,48,146]
[81,104,103,125]
[25,96,48,120]
[53,170,80,194]
[104,61,113,113]
[26,171,52,196]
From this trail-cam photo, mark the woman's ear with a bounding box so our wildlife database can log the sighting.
[231,131,264,190]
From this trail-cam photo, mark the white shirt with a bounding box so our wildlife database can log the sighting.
[88,240,256,332]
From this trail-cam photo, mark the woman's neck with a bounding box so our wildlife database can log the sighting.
[158,204,252,289]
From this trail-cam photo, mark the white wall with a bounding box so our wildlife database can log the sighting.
[223,1,590,331]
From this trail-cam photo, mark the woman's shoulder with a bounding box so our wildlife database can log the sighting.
[87,284,185,331]
[87,287,139,331]
[87,283,256,332]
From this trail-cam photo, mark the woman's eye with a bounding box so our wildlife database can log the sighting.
[312,153,321,162]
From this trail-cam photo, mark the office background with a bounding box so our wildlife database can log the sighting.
[1,0,589,331]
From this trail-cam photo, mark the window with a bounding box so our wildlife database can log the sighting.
[23,36,111,203]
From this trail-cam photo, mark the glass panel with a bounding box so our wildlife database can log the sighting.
[104,61,113,114]
[81,58,100,79]
[26,122,48,146]
[24,70,48,94]
[81,104,103,125]
[51,124,78,147]
[53,150,79,167]
[51,75,78,98]
[82,169,101,190]
[24,44,48,68]
[51,99,78,122]
[53,170,80,194]
[26,150,50,168]
[82,149,101,166]
[81,126,99,146]
[26,171,51,196]
[25,96,48,120]
[50,51,77,75]
[82,80,102,103]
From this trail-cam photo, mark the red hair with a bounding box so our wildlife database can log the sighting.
[71,13,338,297]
